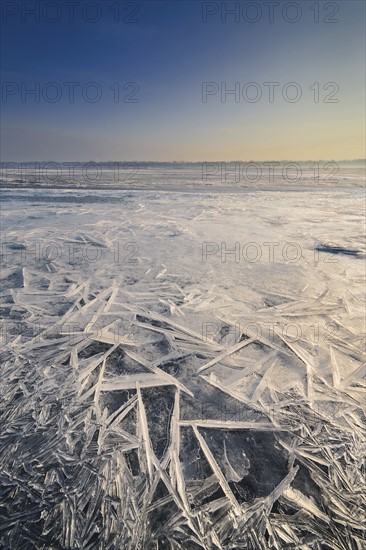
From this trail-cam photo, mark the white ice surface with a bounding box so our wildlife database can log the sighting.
[1,185,365,548]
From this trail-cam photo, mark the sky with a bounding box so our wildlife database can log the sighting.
[1,0,365,161]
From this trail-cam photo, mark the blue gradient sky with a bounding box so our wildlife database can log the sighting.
[1,0,365,160]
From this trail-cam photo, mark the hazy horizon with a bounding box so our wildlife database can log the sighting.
[2,158,365,164]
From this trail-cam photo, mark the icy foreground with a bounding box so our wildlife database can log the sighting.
[1,187,365,549]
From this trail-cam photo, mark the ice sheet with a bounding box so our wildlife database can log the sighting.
[0,185,365,548]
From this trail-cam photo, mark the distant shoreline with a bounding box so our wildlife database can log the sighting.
[0,183,364,196]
